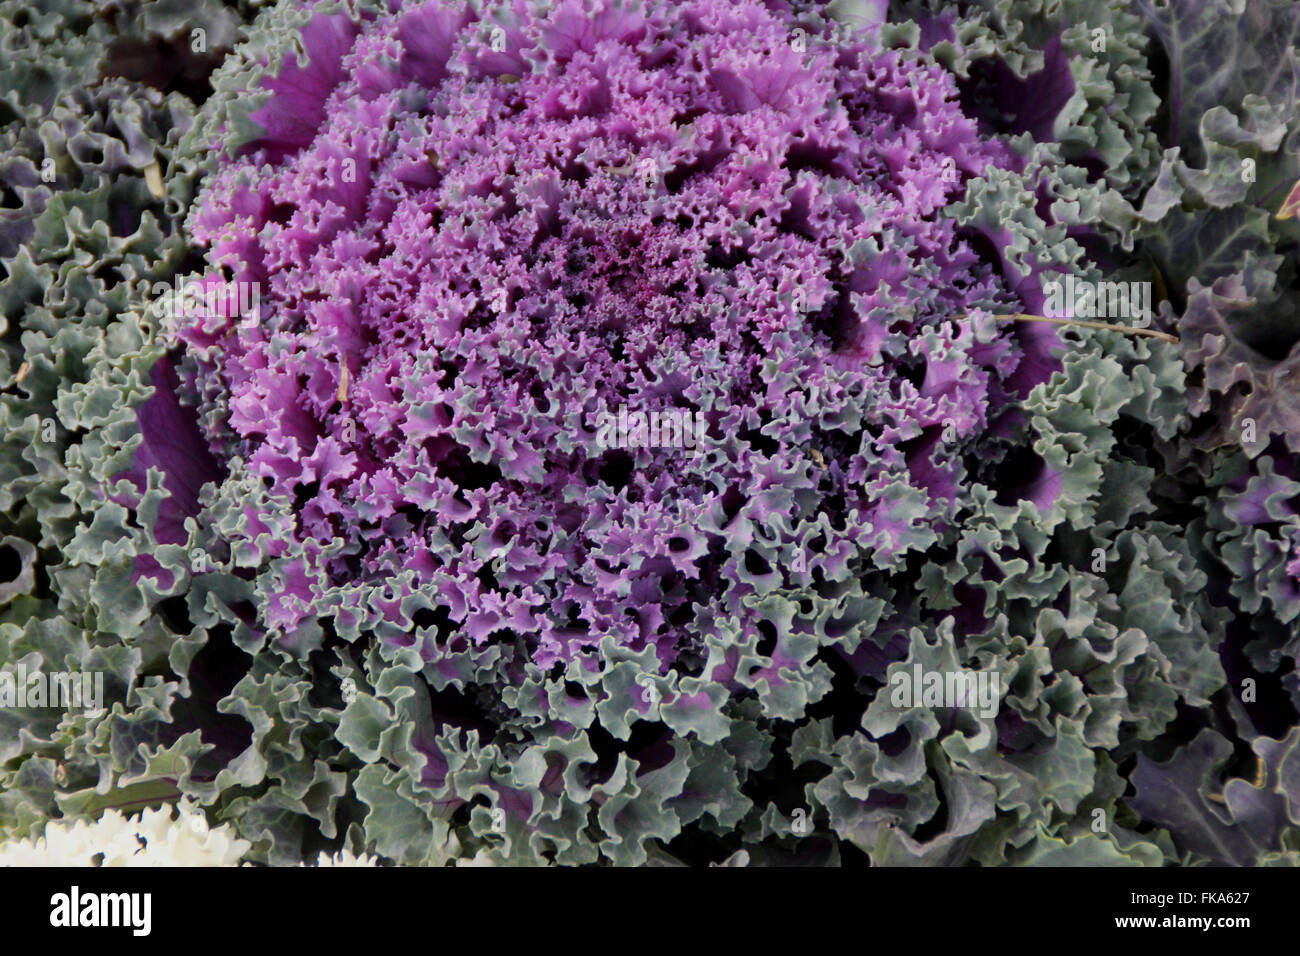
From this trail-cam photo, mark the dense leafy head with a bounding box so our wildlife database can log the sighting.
[180,0,1052,670]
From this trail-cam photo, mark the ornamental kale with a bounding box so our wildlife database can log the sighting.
[182,0,1051,670]
[0,0,1298,868]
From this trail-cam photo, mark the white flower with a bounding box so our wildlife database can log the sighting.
[307,849,379,867]
[0,800,250,867]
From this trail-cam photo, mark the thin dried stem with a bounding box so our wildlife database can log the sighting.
[956,313,1179,344]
